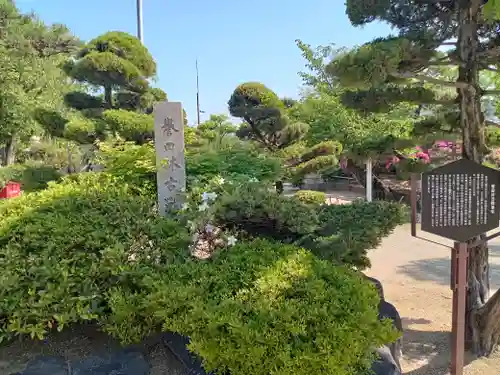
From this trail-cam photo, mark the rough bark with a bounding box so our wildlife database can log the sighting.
[104,86,113,109]
[4,136,16,166]
[456,0,500,357]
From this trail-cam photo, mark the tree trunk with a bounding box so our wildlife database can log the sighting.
[4,136,16,166]
[456,0,500,357]
[343,161,396,201]
[104,86,113,108]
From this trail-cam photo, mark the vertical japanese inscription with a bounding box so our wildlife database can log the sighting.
[153,101,186,215]
[421,159,500,242]
[424,172,493,228]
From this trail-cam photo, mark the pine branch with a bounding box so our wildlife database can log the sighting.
[391,72,471,90]
[483,90,500,95]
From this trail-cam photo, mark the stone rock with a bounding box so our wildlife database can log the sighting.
[12,350,150,375]
[10,356,68,375]
[162,332,209,374]
[378,300,403,371]
[72,350,149,375]
[363,275,385,300]
[370,346,402,375]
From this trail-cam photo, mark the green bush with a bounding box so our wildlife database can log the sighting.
[0,162,62,192]
[0,172,189,342]
[295,190,326,205]
[211,183,319,242]
[0,172,401,374]
[188,181,405,269]
[95,141,157,196]
[109,239,397,375]
[186,147,282,186]
[299,200,407,269]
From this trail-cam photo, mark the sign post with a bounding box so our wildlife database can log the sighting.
[153,101,186,215]
[415,159,500,375]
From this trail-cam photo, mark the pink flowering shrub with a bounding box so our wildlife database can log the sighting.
[386,146,432,178]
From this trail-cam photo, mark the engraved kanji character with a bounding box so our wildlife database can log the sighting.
[164,142,175,151]
[164,176,178,191]
[168,155,183,172]
[161,117,179,137]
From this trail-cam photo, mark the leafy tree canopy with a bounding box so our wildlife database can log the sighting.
[228,82,309,150]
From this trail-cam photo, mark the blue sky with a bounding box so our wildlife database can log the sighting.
[17,0,390,125]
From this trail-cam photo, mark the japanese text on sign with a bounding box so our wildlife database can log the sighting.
[425,173,494,228]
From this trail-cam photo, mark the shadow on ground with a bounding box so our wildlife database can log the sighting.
[397,254,500,288]
[400,317,477,375]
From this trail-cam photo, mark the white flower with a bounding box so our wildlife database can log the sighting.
[181,202,190,211]
[249,177,259,183]
[187,220,196,231]
[214,176,225,185]
[198,202,209,211]
[202,192,218,202]
[227,236,237,246]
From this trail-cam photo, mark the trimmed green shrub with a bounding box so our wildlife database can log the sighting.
[186,147,282,186]
[0,163,62,192]
[0,172,190,342]
[184,180,405,270]
[211,182,319,242]
[295,190,326,205]
[96,141,157,196]
[299,200,408,269]
[108,239,397,375]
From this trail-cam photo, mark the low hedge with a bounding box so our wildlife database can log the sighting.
[107,239,397,375]
[0,172,190,342]
[0,162,61,192]
[0,174,401,374]
[295,190,326,205]
[299,200,408,268]
[198,181,406,269]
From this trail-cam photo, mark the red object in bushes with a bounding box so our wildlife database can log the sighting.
[0,182,21,199]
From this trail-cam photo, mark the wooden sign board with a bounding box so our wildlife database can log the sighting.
[421,159,500,242]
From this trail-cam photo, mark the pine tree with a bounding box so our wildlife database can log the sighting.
[331,0,500,356]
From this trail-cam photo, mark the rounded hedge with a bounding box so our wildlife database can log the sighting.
[0,172,189,342]
[110,239,397,375]
[295,190,326,205]
[0,173,401,375]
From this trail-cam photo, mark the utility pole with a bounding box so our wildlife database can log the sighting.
[196,59,201,125]
[136,0,144,43]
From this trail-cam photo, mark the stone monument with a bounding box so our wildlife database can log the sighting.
[153,101,186,215]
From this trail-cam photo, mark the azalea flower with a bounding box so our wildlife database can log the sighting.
[227,236,237,246]
[202,192,218,202]
[415,151,430,163]
[340,158,348,169]
[205,224,215,233]
[187,220,196,231]
[198,202,209,211]
[214,176,225,185]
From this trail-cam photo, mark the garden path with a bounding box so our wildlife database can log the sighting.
[365,224,500,375]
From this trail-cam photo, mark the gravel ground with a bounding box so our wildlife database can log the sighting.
[365,224,500,375]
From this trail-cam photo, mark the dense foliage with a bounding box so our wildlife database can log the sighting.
[0,174,402,374]
[139,240,396,375]
[0,173,190,342]
[295,190,326,205]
